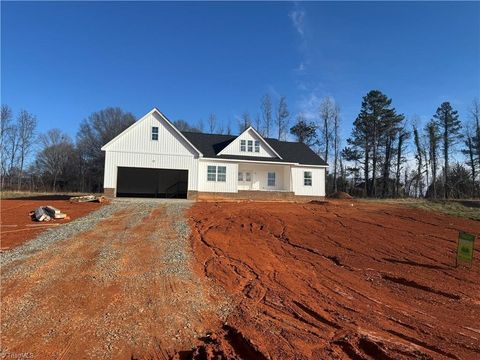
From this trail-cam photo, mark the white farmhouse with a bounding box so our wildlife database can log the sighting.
[102,108,327,200]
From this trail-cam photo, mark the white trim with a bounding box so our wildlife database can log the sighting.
[101,108,203,156]
[293,163,329,168]
[104,150,196,157]
[217,126,283,159]
[201,157,328,168]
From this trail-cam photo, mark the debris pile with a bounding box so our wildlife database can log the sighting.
[327,191,354,199]
[31,206,68,222]
[69,195,106,203]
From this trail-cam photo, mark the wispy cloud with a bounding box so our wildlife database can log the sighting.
[294,62,306,73]
[289,3,309,77]
[297,92,324,122]
[296,83,334,122]
[289,8,306,37]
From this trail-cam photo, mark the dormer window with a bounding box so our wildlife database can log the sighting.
[247,140,253,152]
[254,140,260,153]
[240,140,246,152]
[151,126,159,141]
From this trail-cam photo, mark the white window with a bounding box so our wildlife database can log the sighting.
[238,172,244,181]
[207,166,216,182]
[247,140,253,152]
[217,166,226,182]
[152,126,159,141]
[240,140,246,152]
[254,140,260,153]
[304,171,312,186]
[268,172,276,186]
[245,172,252,182]
[208,165,226,182]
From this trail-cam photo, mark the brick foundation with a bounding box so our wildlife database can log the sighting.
[187,191,198,200]
[103,188,116,197]
[196,190,325,202]
[102,188,324,202]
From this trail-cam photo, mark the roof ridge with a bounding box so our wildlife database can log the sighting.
[181,130,304,144]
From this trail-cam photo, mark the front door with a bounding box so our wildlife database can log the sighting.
[238,170,252,190]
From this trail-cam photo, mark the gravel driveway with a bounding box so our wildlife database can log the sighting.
[0,199,230,359]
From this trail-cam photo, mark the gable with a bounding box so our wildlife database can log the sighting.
[102,109,200,157]
[182,130,328,166]
[217,128,280,158]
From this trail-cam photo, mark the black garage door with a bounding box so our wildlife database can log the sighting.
[116,167,188,198]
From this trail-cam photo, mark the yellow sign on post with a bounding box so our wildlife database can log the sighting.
[456,232,476,267]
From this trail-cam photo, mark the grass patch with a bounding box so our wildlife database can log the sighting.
[0,191,101,200]
[363,198,480,221]
[406,200,480,221]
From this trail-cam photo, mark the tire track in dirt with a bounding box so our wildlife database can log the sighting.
[188,200,480,359]
[1,200,231,359]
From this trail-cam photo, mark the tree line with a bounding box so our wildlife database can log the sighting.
[1,90,478,198]
[336,91,479,199]
[1,107,136,193]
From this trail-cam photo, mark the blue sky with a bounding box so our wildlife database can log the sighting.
[2,1,479,145]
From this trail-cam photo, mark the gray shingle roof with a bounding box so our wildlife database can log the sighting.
[181,131,328,166]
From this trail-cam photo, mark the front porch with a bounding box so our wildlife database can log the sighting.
[237,163,291,192]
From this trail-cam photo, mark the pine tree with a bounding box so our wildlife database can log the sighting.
[290,114,317,145]
[433,102,462,199]
[348,90,404,197]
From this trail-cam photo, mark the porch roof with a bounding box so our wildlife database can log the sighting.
[181,131,328,166]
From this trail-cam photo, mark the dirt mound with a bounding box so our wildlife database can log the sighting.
[327,191,353,199]
[172,326,267,360]
[189,201,480,359]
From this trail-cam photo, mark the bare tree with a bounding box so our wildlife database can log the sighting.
[394,124,410,197]
[319,97,337,167]
[77,107,135,191]
[35,129,74,191]
[238,112,252,133]
[196,118,204,132]
[425,119,440,198]
[1,106,13,182]
[173,119,202,133]
[225,119,232,135]
[276,96,289,140]
[6,120,19,177]
[332,104,341,192]
[207,113,217,134]
[261,94,272,137]
[470,98,480,177]
[254,113,262,134]
[16,110,37,189]
[413,121,424,197]
[462,126,477,194]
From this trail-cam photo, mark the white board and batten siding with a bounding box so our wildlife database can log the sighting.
[218,128,278,158]
[197,160,238,193]
[102,110,200,192]
[291,166,326,196]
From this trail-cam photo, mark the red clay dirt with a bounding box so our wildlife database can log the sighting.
[1,201,228,359]
[188,200,480,359]
[0,197,103,250]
